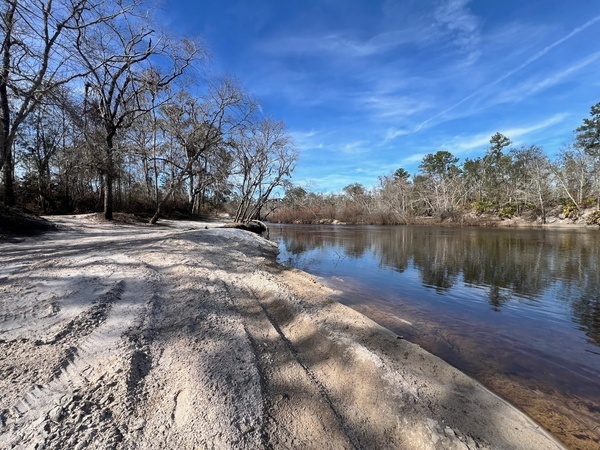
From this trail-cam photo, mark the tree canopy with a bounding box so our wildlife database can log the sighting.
[1,0,296,223]
[575,101,600,157]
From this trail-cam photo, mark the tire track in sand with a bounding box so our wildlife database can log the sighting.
[0,259,158,449]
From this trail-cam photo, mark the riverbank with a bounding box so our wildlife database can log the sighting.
[271,205,600,229]
[0,215,565,449]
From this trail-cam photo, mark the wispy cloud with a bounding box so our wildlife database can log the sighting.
[430,0,481,65]
[341,140,371,155]
[385,128,411,141]
[258,29,415,59]
[362,95,431,120]
[439,113,571,153]
[315,31,414,57]
[495,52,600,104]
[502,113,571,142]
[414,14,600,133]
[290,129,325,150]
[166,1,600,193]
[399,153,428,165]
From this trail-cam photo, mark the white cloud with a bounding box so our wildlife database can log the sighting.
[302,173,363,193]
[433,0,481,62]
[400,153,428,165]
[440,113,571,153]
[341,140,371,155]
[314,31,414,57]
[414,14,600,132]
[362,95,431,120]
[385,128,411,141]
[258,28,416,60]
[290,129,319,147]
[496,52,600,103]
[502,113,571,141]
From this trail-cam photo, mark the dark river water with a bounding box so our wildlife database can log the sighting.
[270,224,600,449]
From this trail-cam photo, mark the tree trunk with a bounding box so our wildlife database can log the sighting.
[142,154,152,198]
[0,66,13,205]
[38,173,46,214]
[104,171,113,220]
[188,167,194,208]
[150,155,198,224]
[149,201,162,224]
[2,146,15,206]
[0,3,14,205]
[116,170,122,210]
[103,134,115,220]
[538,188,546,224]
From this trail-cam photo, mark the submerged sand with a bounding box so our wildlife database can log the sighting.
[0,216,565,449]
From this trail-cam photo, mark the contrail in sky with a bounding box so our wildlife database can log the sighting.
[414,14,600,133]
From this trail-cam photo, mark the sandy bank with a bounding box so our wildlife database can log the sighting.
[0,216,565,449]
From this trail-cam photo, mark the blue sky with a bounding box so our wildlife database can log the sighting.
[160,0,600,193]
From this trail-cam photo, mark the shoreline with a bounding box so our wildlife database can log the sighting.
[340,300,600,450]
[0,216,566,449]
[271,210,600,230]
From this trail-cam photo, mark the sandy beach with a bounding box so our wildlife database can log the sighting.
[0,216,566,449]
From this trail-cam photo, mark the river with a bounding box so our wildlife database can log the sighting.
[270,224,600,450]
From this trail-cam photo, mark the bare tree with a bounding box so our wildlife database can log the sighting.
[376,173,412,224]
[341,183,375,221]
[0,0,135,205]
[125,105,155,200]
[552,145,594,211]
[512,145,552,223]
[158,91,217,210]
[232,117,297,222]
[149,78,255,224]
[74,3,199,219]
[16,99,68,212]
[415,150,463,217]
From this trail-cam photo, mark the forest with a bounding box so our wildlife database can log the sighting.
[1,0,296,224]
[270,118,600,226]
[1,1,599,227]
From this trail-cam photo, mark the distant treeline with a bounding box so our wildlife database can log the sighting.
[268,109,600,227]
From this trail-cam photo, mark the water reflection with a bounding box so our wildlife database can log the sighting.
[573,293,600,345]
[273,224,600,447]
[274,225,600,346]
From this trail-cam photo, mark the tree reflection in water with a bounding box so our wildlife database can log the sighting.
[274,224,600,346]
[273,224,600,449]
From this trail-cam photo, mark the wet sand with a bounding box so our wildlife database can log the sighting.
[343,301,600,450]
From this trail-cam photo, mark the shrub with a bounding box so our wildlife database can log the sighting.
[563,204,579,219]
[586,210,600,226]
[582,197,597,208]
[471,201,495,214]
[498,204,516,219]
[440,210,461,222]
